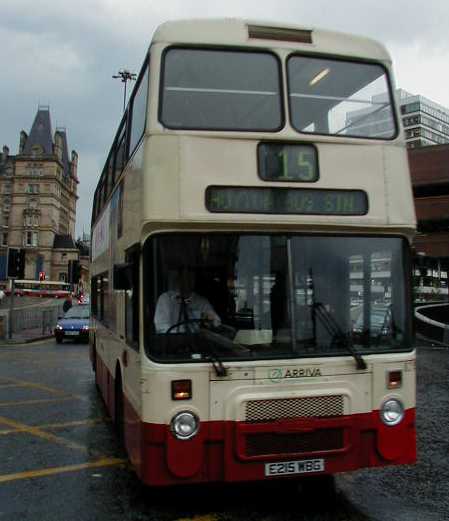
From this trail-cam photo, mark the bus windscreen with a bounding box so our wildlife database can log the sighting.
[287,56,396,139]
[144,234,410,364]
[160,48,283,131]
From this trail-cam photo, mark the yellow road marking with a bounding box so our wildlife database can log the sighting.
[0,418,109,436]
[0,377,83,399]
[0,416,97,454]
[0,428,28,436]
[0,383,69,396]
[6,380,69,396]
[176,514,218,521]
[0,457,126,484]
[0,396,77,408]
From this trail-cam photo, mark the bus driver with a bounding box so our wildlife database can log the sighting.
[154,266,221,333]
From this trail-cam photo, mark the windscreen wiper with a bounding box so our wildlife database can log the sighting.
[313,302,367,370]
[192,328,227,377]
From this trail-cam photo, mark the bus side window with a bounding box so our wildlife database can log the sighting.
[125,248,140,349]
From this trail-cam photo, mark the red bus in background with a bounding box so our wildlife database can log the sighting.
[5,279,72,299]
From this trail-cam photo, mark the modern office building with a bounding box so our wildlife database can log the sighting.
[0,106,79,281]
[345,89,449,148]
[398,89,449,149]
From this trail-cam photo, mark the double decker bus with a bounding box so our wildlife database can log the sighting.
[5,279,71,299]
[90,19,416,487]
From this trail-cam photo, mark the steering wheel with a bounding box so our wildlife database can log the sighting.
[164,318,206,335]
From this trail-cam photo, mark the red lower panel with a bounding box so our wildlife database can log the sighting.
[94,357,416,487]
[139,410,416,487]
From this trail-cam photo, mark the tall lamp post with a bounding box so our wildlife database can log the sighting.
[112,69,137,112]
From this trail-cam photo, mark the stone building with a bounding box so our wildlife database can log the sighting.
[0,106,79,282]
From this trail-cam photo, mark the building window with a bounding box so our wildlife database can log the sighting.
[59,273,67,282]
[3,197,11,213]
[24,231,38,247]
[27,184,39,194]
[3,183,12,194]
[31,145,43,158]
[29,198,38,209]
[0,232,7,246]
[27,166,43,177]
[24,214,39,227]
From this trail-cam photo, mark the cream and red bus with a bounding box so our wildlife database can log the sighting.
[5,279,71,299]
[90,19,416,487]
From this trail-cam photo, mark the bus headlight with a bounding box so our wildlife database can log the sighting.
[380,398,404,426]
[171,411,199,440]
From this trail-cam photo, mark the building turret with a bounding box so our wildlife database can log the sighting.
[1,146,9,162]
[54,131,64,163]
[71,150,79,182]
[22,106,53,157]
[19,131,27,154]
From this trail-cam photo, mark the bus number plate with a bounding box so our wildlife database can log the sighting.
[265,459,325,476]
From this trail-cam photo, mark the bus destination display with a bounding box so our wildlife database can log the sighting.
[206,187,368,215]
[258,143,318,182]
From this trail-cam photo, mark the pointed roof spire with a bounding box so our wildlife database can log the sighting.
[55,127,70,177]
[22,105,53,156]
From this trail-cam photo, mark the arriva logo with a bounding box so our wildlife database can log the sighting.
[269,367,322,382]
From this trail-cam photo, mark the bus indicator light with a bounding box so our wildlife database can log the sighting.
[387,370,402,390]
[172,380,192,400]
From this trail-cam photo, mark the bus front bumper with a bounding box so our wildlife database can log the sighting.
[137,409,416,486]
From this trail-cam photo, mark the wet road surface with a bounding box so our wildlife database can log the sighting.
[0,339,446,521]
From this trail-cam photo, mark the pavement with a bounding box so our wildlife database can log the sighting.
[1,328,54,345]
[0,295,62,344]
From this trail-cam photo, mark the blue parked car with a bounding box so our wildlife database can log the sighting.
[54,304,90,344]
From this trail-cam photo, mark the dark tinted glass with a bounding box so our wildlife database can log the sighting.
[161,48,282,130]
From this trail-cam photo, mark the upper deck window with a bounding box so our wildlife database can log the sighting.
[160,48,283,131]
[287,56,396,139]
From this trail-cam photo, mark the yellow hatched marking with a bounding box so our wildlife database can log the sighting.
[0,428,28,436]
[0,416,96,454]
[0,418,109,436]
[0,457,126,484]
[0,396,77,408]
[0,377,80,398]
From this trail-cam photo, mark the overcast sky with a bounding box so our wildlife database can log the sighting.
[1,0,448,237]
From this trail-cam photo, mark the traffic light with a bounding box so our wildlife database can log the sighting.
[7,249,25,278]
[68,260,81,283]
[39,271,46,281]
[73,260,81,282]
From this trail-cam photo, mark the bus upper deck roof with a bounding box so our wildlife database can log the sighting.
[151,19,391,63]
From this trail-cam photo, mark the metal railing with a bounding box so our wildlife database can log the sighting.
[12,304,63,335]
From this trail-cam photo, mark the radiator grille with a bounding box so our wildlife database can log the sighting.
[245,395,344,423]
[245,429,344,457]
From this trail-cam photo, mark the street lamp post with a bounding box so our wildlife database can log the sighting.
[112,69,137,112]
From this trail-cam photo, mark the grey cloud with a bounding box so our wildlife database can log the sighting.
[1,0,448,236]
